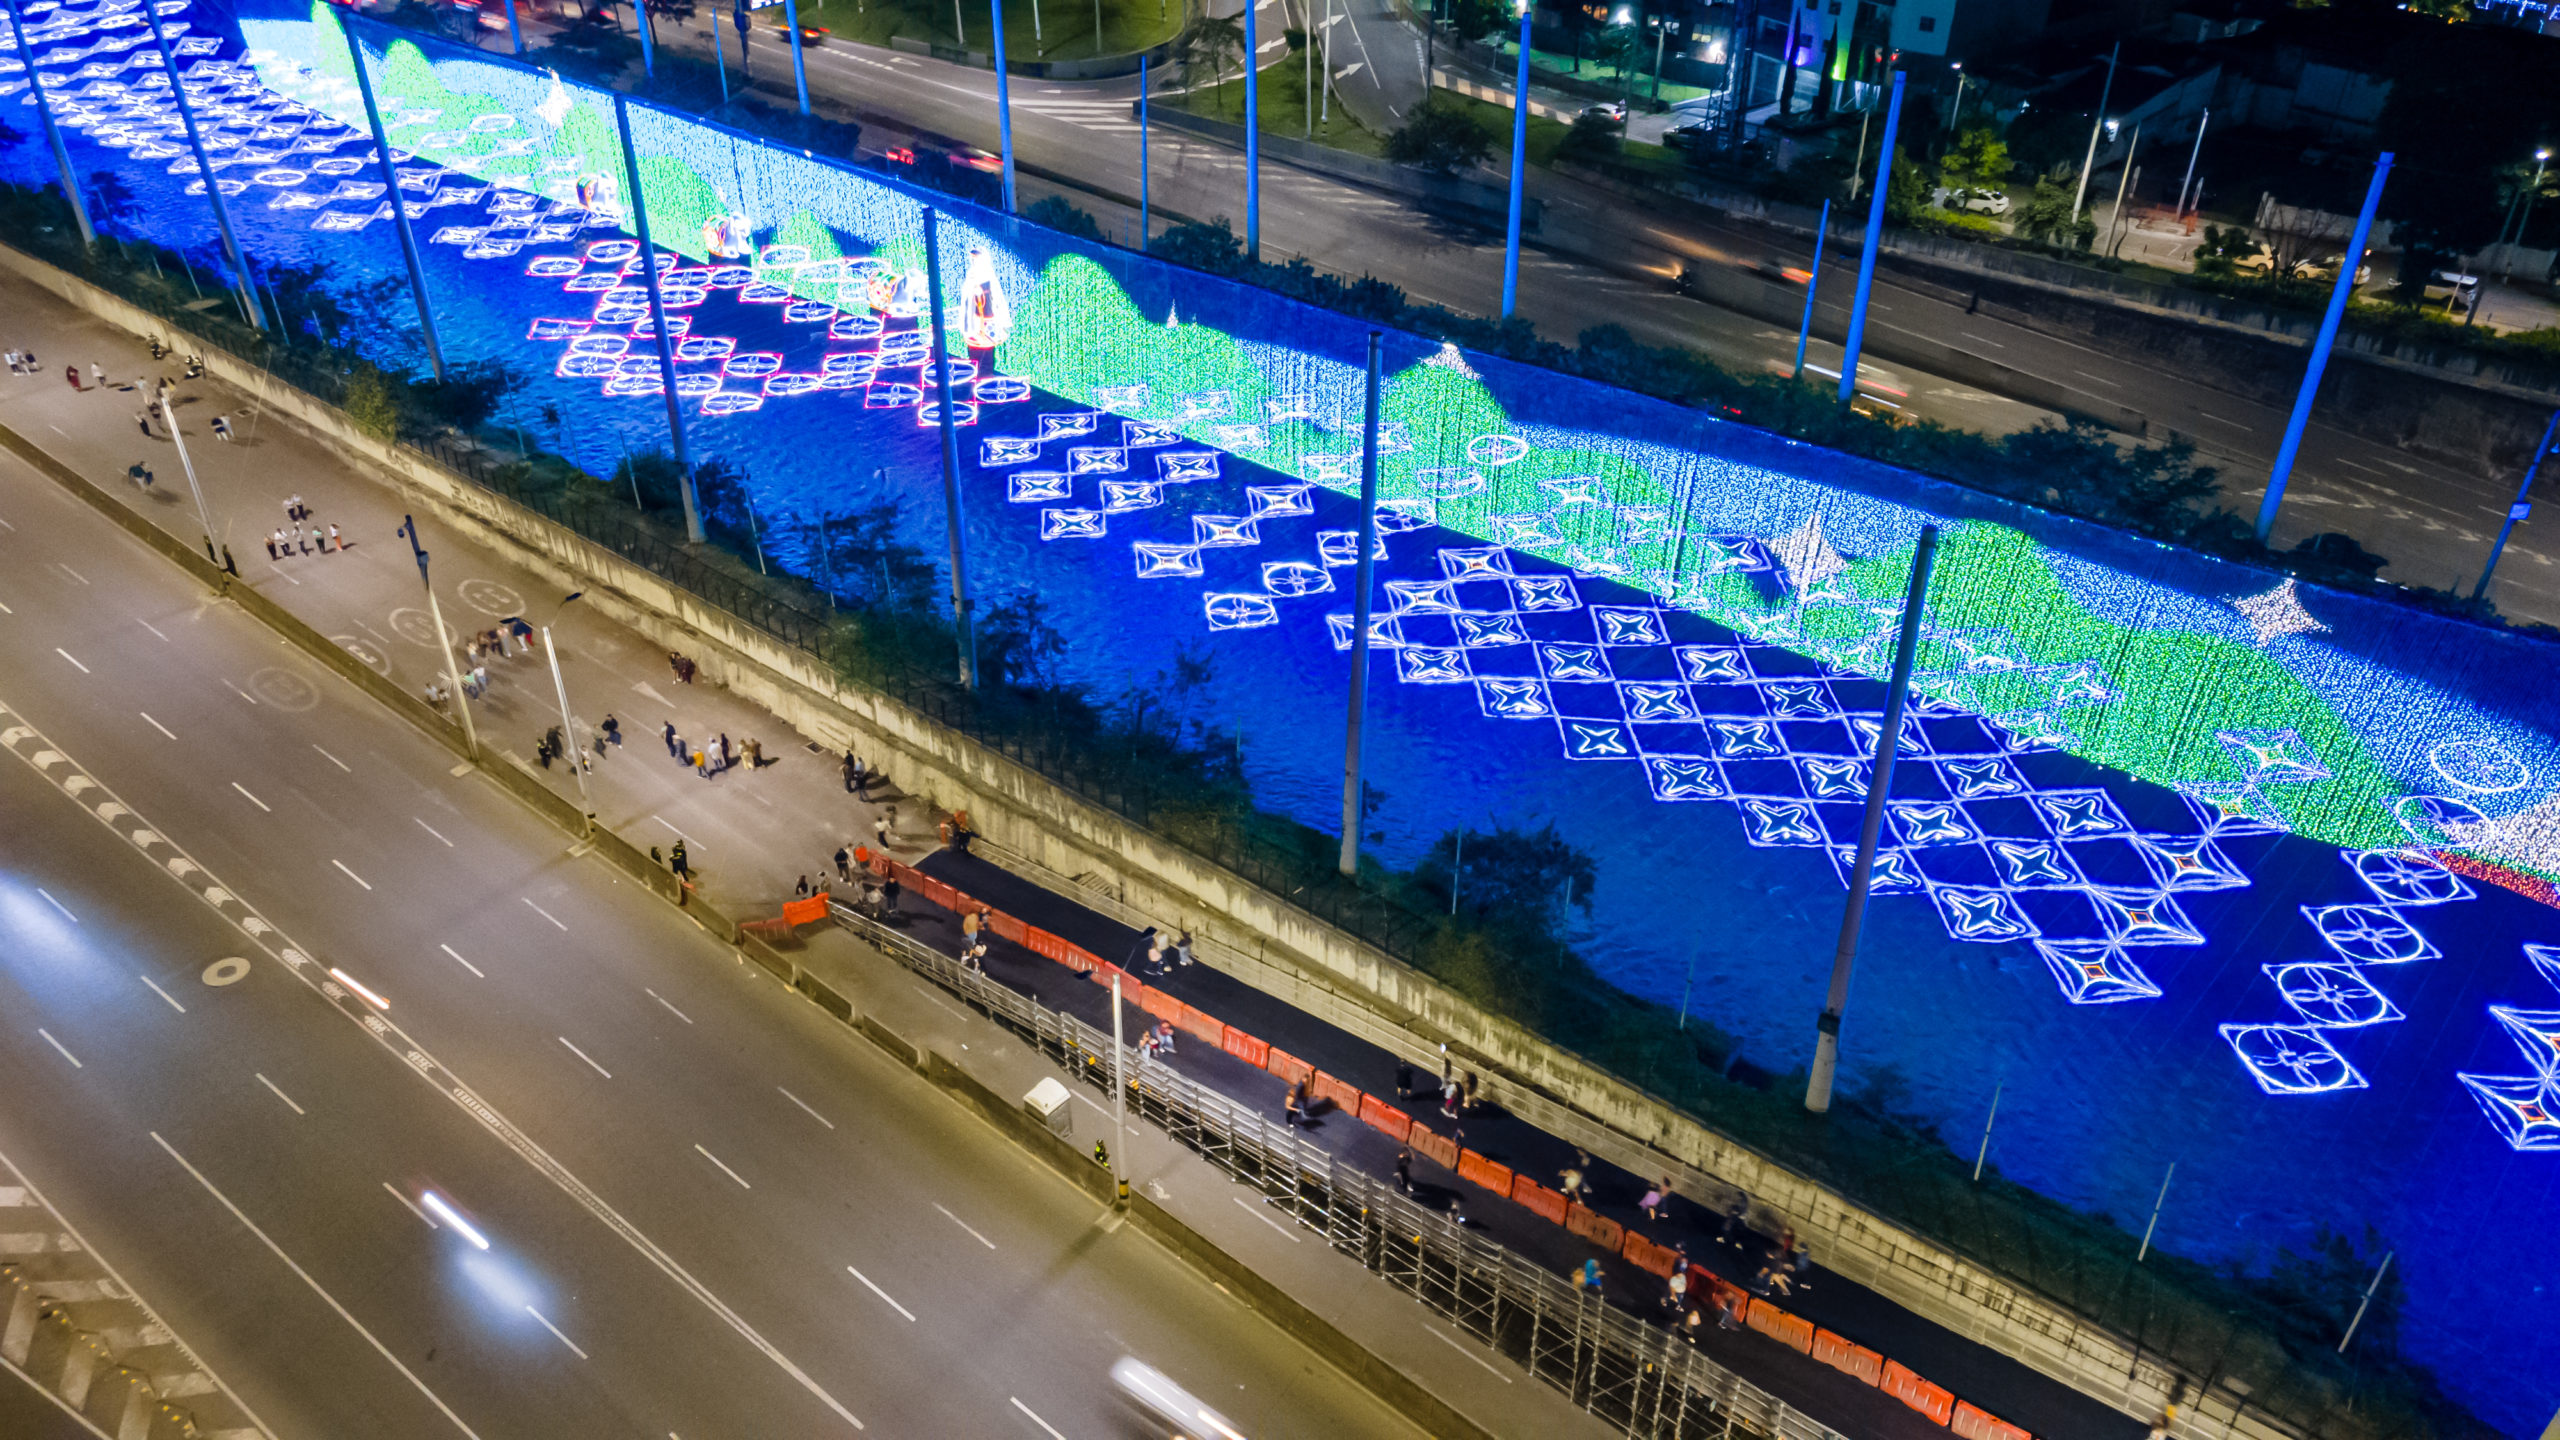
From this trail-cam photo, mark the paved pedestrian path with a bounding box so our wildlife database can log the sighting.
[0,268,2140,1440]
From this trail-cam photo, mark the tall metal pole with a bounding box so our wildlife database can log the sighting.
[2176,108,2208,217]
[1110,971,1129,1203]
[1337,332,1383,877]
[785,0,812,113]
[1243,0,1261,259]
[503,0,525,54]
[923,208,977,687]
[542,624,597,833]
[633,0,658,79]
[991,0,1018,212]
[398,516,482,759]
[1971,1079,2001,1181]
[2104,122,2139,257]
[2475,409,2558,602]
[146,1,263,330]
[4,0,93,247]
[2069,41,2118,224]
[1500,3,1530,318]
[1792,197,1830,380]
[2255,151,2391,545]
[1138,57,1151,251]
[1805,522,1935,1114]
[344,18,446,381]
[160,394,219,563]
[2135,1161,2175,1263]
[611,94,707,544]
[2337,1252,2395,1353]
[712,1,731,103]
[1835,70,1902,413]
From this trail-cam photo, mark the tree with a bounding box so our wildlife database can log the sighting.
[84,170,139,230]
[1938,126,2012,200]
[1384,102,1494,176]
[1182,14,1243,100]
[1152,217,1247,275]
[408,359,518,431]
[2013,163,2094,249]
[978,592,1067,689]
[1881,154,1930,226]
[343,363,400,442]
[1447,0,1507,43]
[1022,195,1105,242]
[1557,109,1623,162]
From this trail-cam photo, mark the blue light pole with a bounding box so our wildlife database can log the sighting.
[1836,70,1902,412]
[343,19,444,380]
[991,0,1017,211]
[1793,197,1830,380]
[1339,330,1383,876]
[1500,2,1530,318]
[784,0,811,114]
[2475,409,2557,603]
[1138,56,1151,251]
[503,0,524,54]
[1243,0,1261,259]
[3,0,93,247]
[610,93,705,543]
[633,0,657,79]
[922,207,977,687]
[145,0,262,330]
[2256,152,2392,545]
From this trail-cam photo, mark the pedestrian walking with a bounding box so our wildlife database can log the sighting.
[135,409,151,437]
[1641,1176,1673,1223]
[211,414,233,441]
[840,750,857,792]
[852,754,870,796]
[1394,1145,1414,1194]
[1663,1264,1688,1314]
[1718,1191,1750,1249]
[794,874,811,898]
[716,733,732,771]
[88,362,103,388]
[961,907,982,950]
[1394,1060,1414,1100]
[663,720,679,757]
[64,364,80,391]
[670,839,690,879]
[1125,925,1159,974]
[599,714,621,747]
[1441,1080,1460,1120]
[879,873,901,914]
[832,846,850,883]
[742,737,763,768]
[264,532,280,561]
[1173,929,1194,967]
[1576,1259,1603,1296]
[694,745,711,778]
[1282,1079,1308,1127]
[326,523,341,551]
[1460,1070,1479,1114]
[873,809,893,850]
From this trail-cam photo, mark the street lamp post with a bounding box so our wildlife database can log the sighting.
[145,0,263,330]
[1501,2,1531,318]
[2496,150,2550,282]
[159,393,221,566]
[344,16,446,382]
[503,0,524,54]
[1138,57,1152,251]
[2255,151,2392,545]
[1793,197,1830,380]
[2176,108,2209,218]
[526,592,596,834]
[1947,62,1963,128]
[4,0,94,247]
[397,515,482,759]
[1337,332,1383,878]
[633,0,658,78]
[1835,70,1903,414]
[991,0,1018,211]
[1805,523,1936,1114]
[610,93,707,544]
[1244,0,1261,259]
[922,207,977,687]
[2475,409,2558,603]
[2068,40,2119,224]
[785,0,812,114]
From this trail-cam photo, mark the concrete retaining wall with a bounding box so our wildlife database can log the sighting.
[0,239,2304,1440]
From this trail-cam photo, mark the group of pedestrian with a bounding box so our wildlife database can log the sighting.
[264,495,341,562]
[661,722,765,780]
[3,347,44,377]
[840,750,873,797]
[1124,925,1195,978]
[667,650,698,685]
[959,906,992,971]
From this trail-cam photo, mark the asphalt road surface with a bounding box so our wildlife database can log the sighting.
[0,450,1426,1439]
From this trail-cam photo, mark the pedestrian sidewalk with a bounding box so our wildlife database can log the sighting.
[0,266,2134,1440]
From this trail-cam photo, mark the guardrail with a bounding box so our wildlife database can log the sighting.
[831,900,1858,1440]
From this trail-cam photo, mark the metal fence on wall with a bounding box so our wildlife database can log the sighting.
[835,904,1854,1440]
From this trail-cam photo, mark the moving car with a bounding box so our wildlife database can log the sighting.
[1110,1357,1248,1439]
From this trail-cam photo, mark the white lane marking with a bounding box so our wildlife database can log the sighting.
[57,564,90,586]
[256,1073,305,1114]
[559,1037,612,1078]
[2071,369,2122,389]
[332,859,373,890]
[1010,1397,1066,1440]
[416,817,453,847]
[1423,1322,1513,1381]
[384,1182,436,1228]
[934,1202,996,1250]
[36,888,76,924]
[523,897,567,931]
[526,1306,589,1360]
[2195,411,2254,430]
[845,1265,916,1322]
[695,1144,751,1190]
[1235,1196,1302,1242]
[1960,332,2006,349]
[55,648,89,674]
[232,782,272,812]
[140,712,177,740]
[137,617,167,640]
[440,944,485,978]
[223,678,260,705]
[313,744,351,772]
[151,1134,485,1437]
[141,974,188,1013]
[647,988,693,1024]
[779,1087,835,1130]
[38,1029,82,1069]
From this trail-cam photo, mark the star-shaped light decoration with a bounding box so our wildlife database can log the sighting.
[2232,578,2327,645]
[1769,513,1850,596]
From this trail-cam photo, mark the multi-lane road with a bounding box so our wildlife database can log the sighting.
[0,442,1426,1436]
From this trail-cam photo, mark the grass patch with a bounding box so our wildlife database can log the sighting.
[1171,55,1386,157]
[747,0,1181,61]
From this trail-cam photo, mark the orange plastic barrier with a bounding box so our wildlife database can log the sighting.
[1310,1071,1363,1118]
[1407,1124,1459,1170]
[1174,1002,1225,1045]
[1455,1150,1514,1197]
[1881,1361,1954,1426]
[1358,1094,1412,1142]
[1743,1298,1815,1353]
[1810,1329,1884,1386]
[984,909,1030,945]
[1619,1230,1680,1278]
[1564,1203,1623,1252]
[1511,1176,1569,1225]
[1222,1028,1270,1069]
[1701,1275,1749,1318]
[1135,985,1184,1022]
[1265,1046,1315,1086]
[1951,1401,2034,1440]
[781,895,831,926]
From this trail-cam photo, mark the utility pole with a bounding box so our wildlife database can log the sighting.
[1138,57,1152,251]
[2337,1252,2394,1354]
[344,15,445,381]
[503,0,524,53]
[146,0,263,330]
[160,394,219,566]
[1806,523,1935,1114]
[1793,197,1830,379]
[2069,41,2119,224]
[1338,332,1383,877]
[2105,123,2139,257]
[397,515,481,758]
[2176,108,2209,217]
[1244,0,1262,259]
[5,0,93,247]
[923,208,977,687]
[991,0,1018,210]
[2475,409,2557,603]
[610,95,705,544]
[1501,1,1531,317]
[2256,151,2392,545]
[1835,70,1903,414]
[785,0,812,113]
[1111,971,1130,1204]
